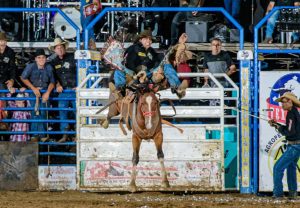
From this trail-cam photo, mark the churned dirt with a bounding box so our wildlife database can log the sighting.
[0,191,300,208]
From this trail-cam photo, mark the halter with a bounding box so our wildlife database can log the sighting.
[140,94,157,118]
[142,110,156,117]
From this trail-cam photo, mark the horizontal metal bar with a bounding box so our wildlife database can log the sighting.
[0,119,75,123]
[257,49,300,54]
[0,131,76,135]
[0,89,75,93]
[0,97,75,101]
[38,142,76,146]
[1,107,75,111]
[39,152,76,156]
[39,164,76,167]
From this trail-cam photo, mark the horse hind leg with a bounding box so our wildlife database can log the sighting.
[154,133,170,188]
[129,134,141,193]
[101,99,121,129]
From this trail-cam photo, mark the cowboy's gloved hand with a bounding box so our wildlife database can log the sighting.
[268,119,279,128]
[134,70,147,79]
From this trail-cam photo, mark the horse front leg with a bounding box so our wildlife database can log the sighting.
[154,132,170,188]
[129,133,141,193]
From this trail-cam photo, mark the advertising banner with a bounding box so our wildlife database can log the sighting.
[259,72,300,191]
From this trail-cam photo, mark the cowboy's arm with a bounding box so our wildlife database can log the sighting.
[224,52,236,76]
[21,78,41,97]
[227,64,237,76]
[42,67,56,102]
[277,115,297,137]
[56,82,63,93]
[203,53,209,85]
[294,2,300,6]
[203,68,209,85]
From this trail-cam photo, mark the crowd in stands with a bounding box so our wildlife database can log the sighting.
[0,33,77,143]
[1,0,297,143]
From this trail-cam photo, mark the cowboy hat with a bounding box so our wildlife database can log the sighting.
[275,92,300,108]
[48,37,69,51]
[35,49,46,57]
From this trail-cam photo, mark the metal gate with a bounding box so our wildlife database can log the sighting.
[76,72,239,191]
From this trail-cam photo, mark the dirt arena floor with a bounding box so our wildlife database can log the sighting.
[0,191,300,208]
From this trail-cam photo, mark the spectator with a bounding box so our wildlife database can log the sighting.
[224,0,241,22]
[0,32,15,91]
[203,37,236,87]
[7,88,31,142]
[171,0,205,45]
[49,38,76,142]
[21,49,55,142]
[264,0,300,44]
[0,32,16,137]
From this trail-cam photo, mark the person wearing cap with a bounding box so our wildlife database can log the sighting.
[0,32,16,91]
[21,49,55,141]
[48,38,77,142]
[268,92,300,199]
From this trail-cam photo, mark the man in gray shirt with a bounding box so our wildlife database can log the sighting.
[203,37,236,87]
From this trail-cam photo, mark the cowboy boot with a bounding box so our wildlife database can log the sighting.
[176,80,189,98]
[109,82,123,100]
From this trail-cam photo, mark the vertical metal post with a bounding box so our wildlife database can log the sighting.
[253,18,260,194]
[237,50,253,193]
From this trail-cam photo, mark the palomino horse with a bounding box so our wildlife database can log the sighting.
[129,88,170,192]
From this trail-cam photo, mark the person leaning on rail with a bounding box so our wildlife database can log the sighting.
[48,38,77,143]
[21,49,55,142]
[0,32,16,128]
[268,92,300,200]
[203,37,236,88]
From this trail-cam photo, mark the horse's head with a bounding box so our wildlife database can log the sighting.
[139,92,160,130]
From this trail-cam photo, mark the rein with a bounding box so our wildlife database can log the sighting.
[158,97,177,118]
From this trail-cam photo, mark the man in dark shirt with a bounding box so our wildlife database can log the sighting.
[0,32,15,91]
[269,92,300,199]
[21,49,55,141]
[49,38,76,142]
[264,0,300,43]
[203,37,236,87]
[124,32,161,74]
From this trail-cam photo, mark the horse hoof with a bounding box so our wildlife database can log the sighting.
[101,120,109,129]
[129,184,137,193]
[162,181,170,188]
